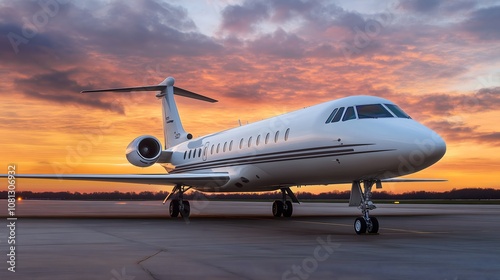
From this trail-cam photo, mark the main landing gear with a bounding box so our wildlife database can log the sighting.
[349,180,380,234]
[272,187,300,217]
[163,184,191,218]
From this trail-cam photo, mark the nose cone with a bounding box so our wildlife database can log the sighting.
[399,124,447,174]
[371,119,446,177]
[417,129,446,167]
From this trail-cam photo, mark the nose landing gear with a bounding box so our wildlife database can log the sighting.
[350,180,380,234]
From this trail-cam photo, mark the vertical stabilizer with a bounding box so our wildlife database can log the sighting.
[159,77,192,148]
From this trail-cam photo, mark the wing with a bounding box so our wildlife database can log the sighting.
[3,173,230,187]
[381,178,447,182]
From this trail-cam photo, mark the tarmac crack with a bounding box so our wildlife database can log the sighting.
[137,249,167,280]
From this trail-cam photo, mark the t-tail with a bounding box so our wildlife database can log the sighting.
[81,76,217,149]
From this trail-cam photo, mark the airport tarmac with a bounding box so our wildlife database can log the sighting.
[1,200,500,280]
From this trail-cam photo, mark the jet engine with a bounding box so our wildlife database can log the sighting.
[126,135,162,167]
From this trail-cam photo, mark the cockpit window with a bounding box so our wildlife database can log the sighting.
[356,104,393,119]
[331,107,345,122]
[325,108,338,123]
[385,104,411,118]
[342,106,356,121]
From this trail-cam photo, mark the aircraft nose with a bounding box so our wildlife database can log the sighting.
[426,133,446,165]
[383,121,447,177]
[407,127,447,171]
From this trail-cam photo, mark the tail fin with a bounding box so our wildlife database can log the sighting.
[81,76,217,148]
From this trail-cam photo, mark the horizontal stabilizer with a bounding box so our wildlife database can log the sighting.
[81,86,217,103]
[173,87,218,103]
[81,85,165,93]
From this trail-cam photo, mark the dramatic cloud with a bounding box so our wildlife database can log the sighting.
[425,120,500,145]
[477,132,500,144]
[220,1,269,33]
[247,28,307,58]
[223,82,266,101]
[416,87,500,116]
[398,0,441,13]
[14,69,125,113]
[461,5,500,40]
[0,0,224,113]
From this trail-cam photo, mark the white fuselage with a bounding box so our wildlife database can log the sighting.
[166,96,446,192]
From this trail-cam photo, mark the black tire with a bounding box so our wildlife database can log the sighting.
[180,200,191,218]
[272,200,284,217]
[368,216,379,234]
[354,217,367,234]
[283,201,293,217]
[169,199,180,217]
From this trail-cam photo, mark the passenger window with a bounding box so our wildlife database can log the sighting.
[274,131,280,143]
[240,138,244,149]
[217,143,220,153]
[198,148,202,158]
[332,107,345,122]
[248,136,253,147]
[342,107,356,121]
[229,140,233,151]
[211,145,214,155]
[265,133,270,144]
[385,104,411,118]
[256,135,261,146]
[223,142,227,152]
[284,128,290,141]
[325,108,338,123]
[356,104,393,119]
[188,150,192,159]
[183,151,187,159]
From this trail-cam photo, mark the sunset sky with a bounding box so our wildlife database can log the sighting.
[1,0,499,194]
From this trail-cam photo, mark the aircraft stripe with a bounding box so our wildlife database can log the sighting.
[173,144,371,172]
[171,145,395,173]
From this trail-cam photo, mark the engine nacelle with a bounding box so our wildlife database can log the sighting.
[126,135,162,167]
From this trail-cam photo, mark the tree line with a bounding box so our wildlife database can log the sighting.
[1,188,500,200]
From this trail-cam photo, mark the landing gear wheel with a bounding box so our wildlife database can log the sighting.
[283,201,293,217]
[367,216,379,234]
[352,180,381,234]
[354,217,367,234]
[180,200,191,218]
[272,200,284,217]
[169,199,180,218]
[273,188,299,218]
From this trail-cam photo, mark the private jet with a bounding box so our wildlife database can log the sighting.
[4,77,446,234]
